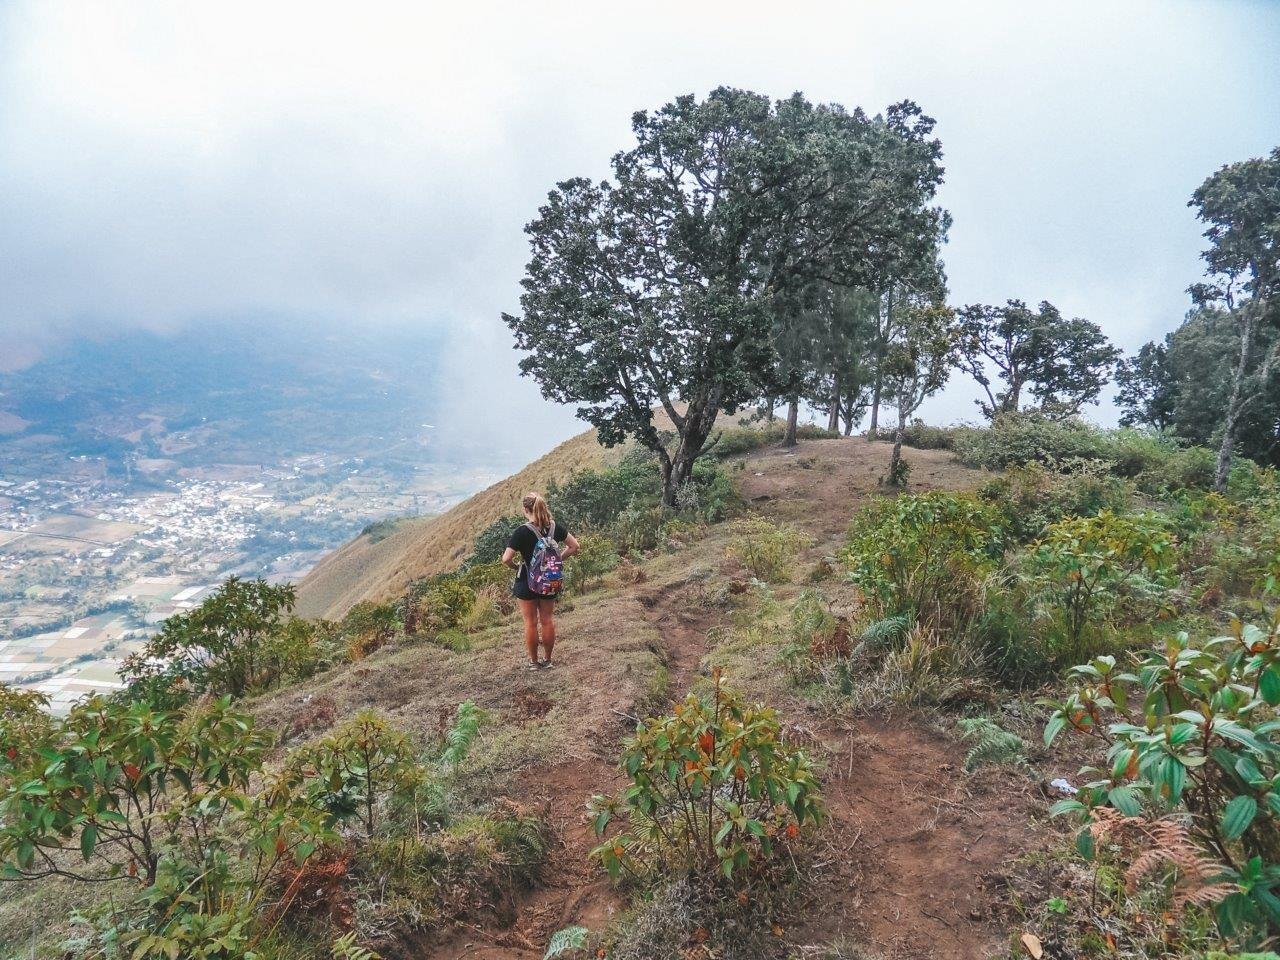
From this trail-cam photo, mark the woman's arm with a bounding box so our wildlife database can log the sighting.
[501,547,520,570]
[561,532,580,559]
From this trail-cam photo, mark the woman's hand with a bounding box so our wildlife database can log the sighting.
[500,546,519,570]
[562,532,581,559]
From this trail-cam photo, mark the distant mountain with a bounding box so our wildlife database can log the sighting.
[0,321,467,480]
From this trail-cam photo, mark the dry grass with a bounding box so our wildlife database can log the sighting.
[295,428,627,619]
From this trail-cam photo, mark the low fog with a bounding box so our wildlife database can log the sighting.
[1,0,1277,454]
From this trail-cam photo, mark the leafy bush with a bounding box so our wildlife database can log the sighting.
[589,673,822,889]
[0,684,52,764]
[886,454,912,487]
[725,516,809,582]
[0,695,328,889]
[468,513,525,567]
[840,491,1002,628]
[341,600,400,659]
[899,419,964,450]
[121,577,317,700]
[955,414,1213,489]
[281,709,426,835]
[406,577,477,636]
[702,423,837,460]
[1044,612,1280,941]
[564,534,619,593]
[977,460,1132,543]
[1024,510,1177,661]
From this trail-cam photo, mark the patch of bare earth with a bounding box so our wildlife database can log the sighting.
[792,716,1042,959]
[738,437,986,544]
[374,438,1045,959]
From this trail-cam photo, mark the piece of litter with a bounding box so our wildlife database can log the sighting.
[754,472,764,476]
[1020,932,1043,958]
[1049,777,1078,795]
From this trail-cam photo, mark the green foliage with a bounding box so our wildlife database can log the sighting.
[469,513,527,567]
[282,709,426,835]
[121,576,315,700]
[589,674,823,889]
[1025,510,1177,659]
[886,454,912,487]
[954,414,1216,490]
[564,534,619,594]
[956,299,1119,420]
[0,694,330,897]
[725,516,809,583]
[360,517,405,544]
[955,717,1025,771]
[543,925,589,959]
[332,932,382,960]
[840,491,1002,626]
[0,683,53,765]
[977,460,1132,543]
[504,87,947,503]
[898,418,960,450]
[1044,613,1280,940]
[341,600,401,659]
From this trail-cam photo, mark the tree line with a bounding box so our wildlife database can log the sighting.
[504,87,1278,502]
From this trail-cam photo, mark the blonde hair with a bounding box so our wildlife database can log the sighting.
[522,492,553,532]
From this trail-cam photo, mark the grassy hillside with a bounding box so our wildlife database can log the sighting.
[295,428,625,620]
[5,420,1279,960]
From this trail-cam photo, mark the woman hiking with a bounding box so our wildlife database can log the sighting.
[502,492,579,670]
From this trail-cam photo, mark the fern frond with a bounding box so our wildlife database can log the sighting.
[543,924,589,959]
[956,717,1026,771]
[858,614,911,650]
[441,699,485,768]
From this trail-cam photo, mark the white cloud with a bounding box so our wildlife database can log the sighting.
[0,0,1277,428]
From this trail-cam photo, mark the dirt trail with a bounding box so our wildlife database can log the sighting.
[429,437,1040,959]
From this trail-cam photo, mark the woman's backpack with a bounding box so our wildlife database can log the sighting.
[525,524,564,596]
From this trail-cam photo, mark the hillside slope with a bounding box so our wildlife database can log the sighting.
[267,437,1050,960]
[296,428,625,619]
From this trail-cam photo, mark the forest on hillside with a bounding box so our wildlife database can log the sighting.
[1,88,1279,960]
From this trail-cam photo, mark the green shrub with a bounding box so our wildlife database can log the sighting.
[565,534,619,593]
[121,577,316,700]
[977,460,1132,543]
[588,674,822,889]
[468,514,526,567]
[955,414,1212,488]
[1024,510,1177,662]
[281,709,426,835]
[0,694,333,960]
[342,600,401,659]
[840,491,1003,628]
[1044,613,1280,942]
[899,419,965,450]
[726,516,809,582]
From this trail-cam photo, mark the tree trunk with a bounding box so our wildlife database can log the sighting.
[826,372,841,433]
[1215,307,1259,493]
[661,387,724,506]
[889,405,907,486]
[868,287,892,440]
[784,398,799,447]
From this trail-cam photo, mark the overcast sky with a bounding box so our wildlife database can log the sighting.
[1,0,1277,449]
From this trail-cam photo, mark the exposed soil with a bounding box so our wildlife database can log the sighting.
[738,437,986,545]
[791,716,1042,959]
[384,437,1042,959]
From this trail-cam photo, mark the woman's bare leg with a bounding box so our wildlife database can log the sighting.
[518,599,540,664]
[537,599,556,662]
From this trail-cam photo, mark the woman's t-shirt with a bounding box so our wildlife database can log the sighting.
[506,522,568,569]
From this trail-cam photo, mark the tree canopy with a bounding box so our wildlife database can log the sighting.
[504,87,948,502]
[956,299,1119,420]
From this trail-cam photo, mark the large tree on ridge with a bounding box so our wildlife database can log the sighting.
[504,88,948,504]
[1187,147,1280,491]
[955,299,1119,420]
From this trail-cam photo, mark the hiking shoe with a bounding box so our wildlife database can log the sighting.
[539,660,555,670]
[526,661,542,671]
